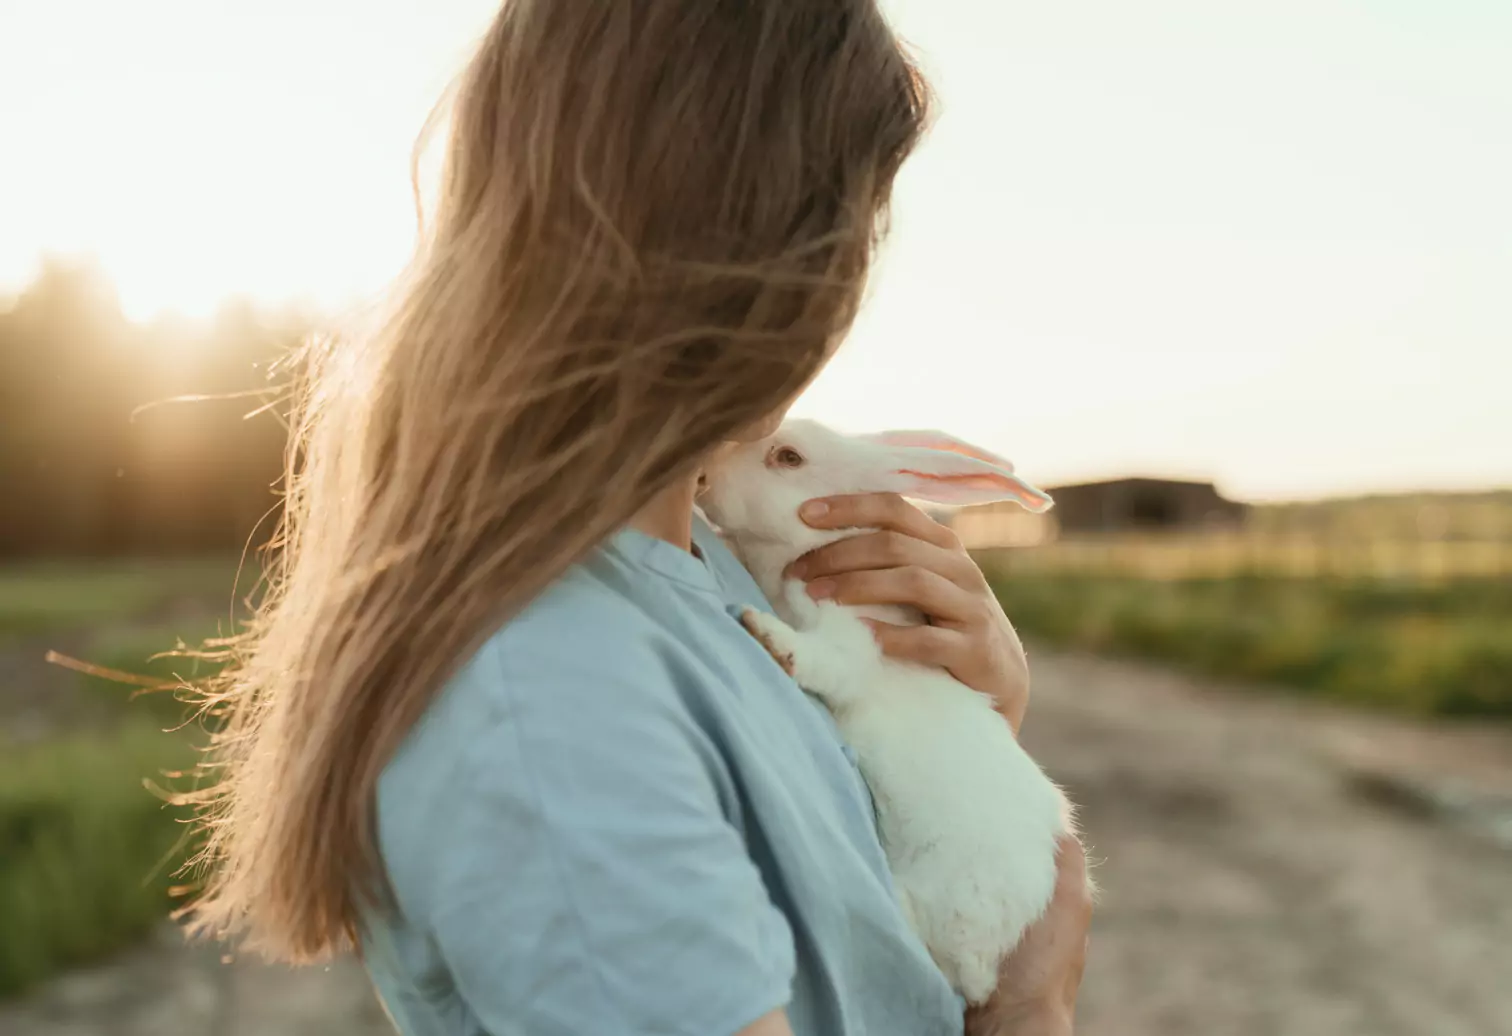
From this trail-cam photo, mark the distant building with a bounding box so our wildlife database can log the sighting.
[946,477,1248,549]
[1047,478,1248,534]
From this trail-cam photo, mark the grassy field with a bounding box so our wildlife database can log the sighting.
[0,724,200,996]
[0,556,252,641]
[983,564,1512,717]
[0,557,238,997]
[3,528,1508,998]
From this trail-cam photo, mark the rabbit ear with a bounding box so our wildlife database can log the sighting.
[858,429,1019,472]
[877,445,1054,512]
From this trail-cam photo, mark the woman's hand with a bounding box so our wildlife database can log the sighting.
[789,494,1090,1032]
[785,493,1031,733]
[966,836,1093,1036]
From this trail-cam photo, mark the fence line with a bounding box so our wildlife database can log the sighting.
[975,531,1512,581]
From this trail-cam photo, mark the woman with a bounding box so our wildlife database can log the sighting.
[185,1,1091,1034]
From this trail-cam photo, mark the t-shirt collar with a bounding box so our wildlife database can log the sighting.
[609,524,725,596]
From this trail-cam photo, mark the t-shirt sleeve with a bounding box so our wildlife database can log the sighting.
[421,636,796,1036]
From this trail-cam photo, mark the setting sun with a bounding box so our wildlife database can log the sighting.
[0,1,495,320]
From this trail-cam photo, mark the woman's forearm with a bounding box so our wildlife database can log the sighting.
[965,834,1090,1036]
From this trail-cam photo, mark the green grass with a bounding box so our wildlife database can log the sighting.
[73,627,232,728]
[0,556,248,638]
[0,555,243,995]
[0,723,202,996]
[986,569,1512,718]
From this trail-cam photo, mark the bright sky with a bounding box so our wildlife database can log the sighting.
[2,0,1509,500]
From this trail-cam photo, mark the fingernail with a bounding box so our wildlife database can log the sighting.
[807,578,836,600]
[800,500,829,523]
[787,559,809,580]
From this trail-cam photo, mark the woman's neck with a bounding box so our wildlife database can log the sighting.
[630,475,700,551]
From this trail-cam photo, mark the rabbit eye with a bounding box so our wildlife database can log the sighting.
[769,446,806,470]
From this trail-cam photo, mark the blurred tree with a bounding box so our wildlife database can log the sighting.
[0,261,294,558]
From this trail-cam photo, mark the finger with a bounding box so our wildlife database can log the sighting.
[1014,837,1093,974]
[865,620,973,670]
[790,529,981,589]
[1054,835,1089,895]
[800,492,958,550]
[1052,836,1095,928]
[810,565,982,625]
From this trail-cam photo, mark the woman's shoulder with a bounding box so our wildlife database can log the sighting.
[373,544,746,921]
[404,565,675,747]
[468,572,677,711]
[379,539,719,803]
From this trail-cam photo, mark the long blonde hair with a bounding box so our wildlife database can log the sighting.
[185,0,931,961]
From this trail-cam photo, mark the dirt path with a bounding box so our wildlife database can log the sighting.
[0,925,391,1036]
[1027,651,1512,1036]
[4,650,1510,1035]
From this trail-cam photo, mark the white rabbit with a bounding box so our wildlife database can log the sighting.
[698,419,1074,1005]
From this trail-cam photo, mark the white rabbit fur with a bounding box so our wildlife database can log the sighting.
[698,419,1074,1005]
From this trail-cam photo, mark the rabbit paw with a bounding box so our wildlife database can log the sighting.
[740,609,797,677]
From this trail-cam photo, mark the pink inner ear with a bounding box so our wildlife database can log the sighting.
[901,469,1010,492]
[901,469,1051,510]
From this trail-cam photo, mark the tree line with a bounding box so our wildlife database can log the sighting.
[0,262,297,558]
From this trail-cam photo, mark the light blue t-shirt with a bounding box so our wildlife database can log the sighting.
[361,518,964,1036]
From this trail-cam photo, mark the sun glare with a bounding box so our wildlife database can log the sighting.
[52,150,428,325]
[110,255,242,325]
[0,0,481,324]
